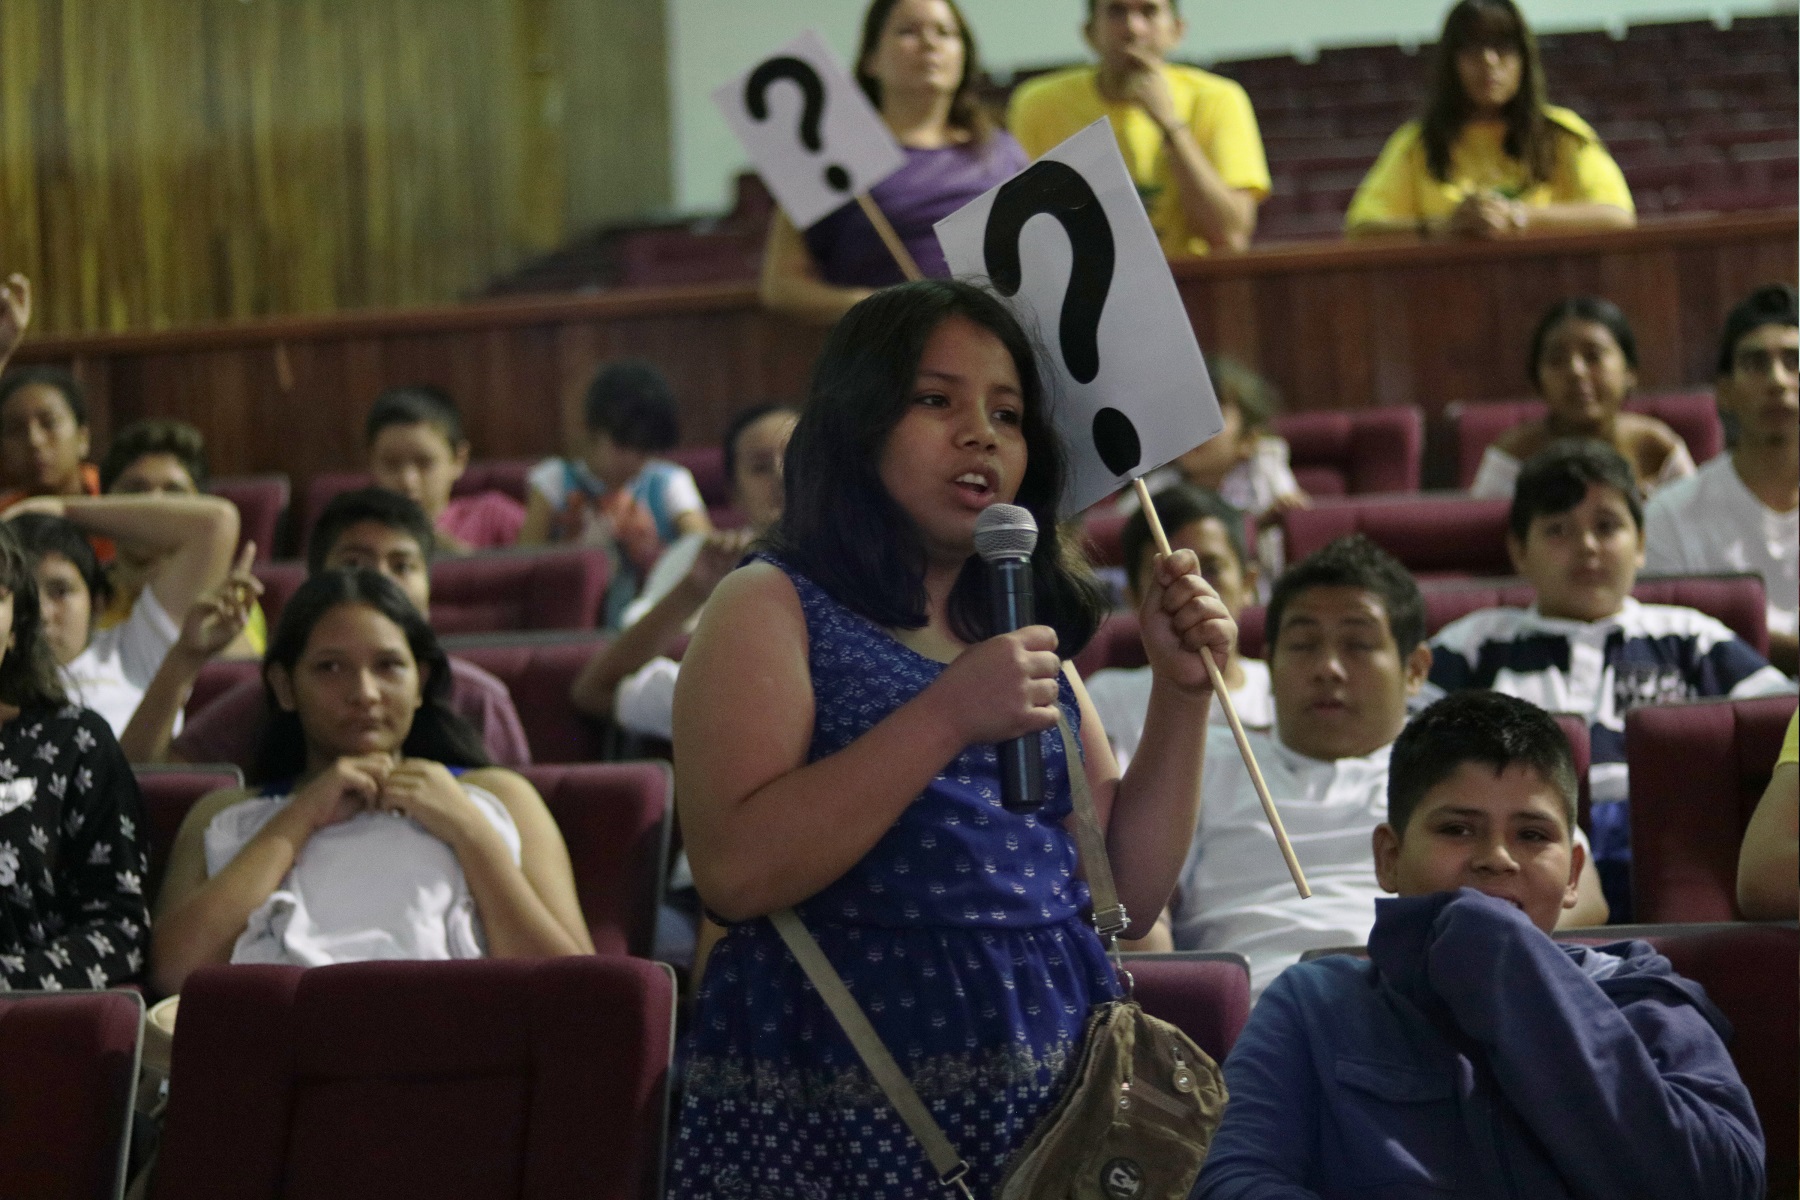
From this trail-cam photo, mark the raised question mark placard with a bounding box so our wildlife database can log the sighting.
[935,119,1222,516]
[714,30,905,230]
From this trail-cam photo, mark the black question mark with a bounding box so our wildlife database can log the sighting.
[983,161,1140,478]
[745,56,852,193]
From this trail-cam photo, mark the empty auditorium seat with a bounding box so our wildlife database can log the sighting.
[250,561,306,630]
[1419,572,1770,656]
[0,989,143,1200]
[1122,951,1252,1063]
[1273,406,1424,497]
[1447,391,1726,488]
[520,763,670,959]
[1282,494,1514,580]
[186,658,261,721]
[295,471,375,557]
[664,446,729,509]
[137,764,245,895]
[428,549,610,635]
[456,460,533,505]
[151,956,676,1200]
[209,474,291,563]
[444,632,611,764]
[1627,694,1798,923]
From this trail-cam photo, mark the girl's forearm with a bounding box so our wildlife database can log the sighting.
[1106,678,1210,938]
[452,822,592,956]
[150,811,310,993]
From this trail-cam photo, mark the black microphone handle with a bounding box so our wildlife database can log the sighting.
[988,557,1044,814]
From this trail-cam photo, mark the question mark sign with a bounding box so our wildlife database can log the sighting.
[983,161,1140,478]
[745,56,852,194]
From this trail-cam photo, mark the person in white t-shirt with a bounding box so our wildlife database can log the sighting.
[1645,284,1798,676]
[1087,483,1271,771]
[1151,533,1607,997]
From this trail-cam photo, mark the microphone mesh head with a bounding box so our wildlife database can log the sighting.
[974,504,1038,562]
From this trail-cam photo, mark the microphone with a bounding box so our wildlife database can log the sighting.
[974,504,1044,814]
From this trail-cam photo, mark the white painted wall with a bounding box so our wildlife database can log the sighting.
[667,0,1790,213]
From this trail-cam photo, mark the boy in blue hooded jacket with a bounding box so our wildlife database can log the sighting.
[1197,690,1764,1200]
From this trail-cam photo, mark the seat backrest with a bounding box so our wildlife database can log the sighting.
[295,471,374,558]
[664,445,729,509]
[1450,391,1724,487]
[186,658,262,721]
[1627,694,1798,922]
[1273,406,1423,496]
[1283,495,1514,578]
[1123,952,1252,1064]
[152,957,675,1200]
[0,989,143,1200]
[448,633,611,763]
[521,763,670,958]
[454,459,534,505]
[251,561,308,631]
[1419,572,1770,656]
[210,475,291,563]
[1551,713,1594,834]
[136,765,246,898]
[428,549,610,635]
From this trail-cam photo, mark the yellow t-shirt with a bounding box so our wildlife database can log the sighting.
[1344,106,1634,230]
[1780,712,1798,768]
[1008,64,1270,259]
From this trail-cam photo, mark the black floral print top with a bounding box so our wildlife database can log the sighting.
[0,705,149,990]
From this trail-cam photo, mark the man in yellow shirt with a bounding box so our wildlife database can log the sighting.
[1008,0,1269,257]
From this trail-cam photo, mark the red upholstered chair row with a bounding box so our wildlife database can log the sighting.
[1281,493,1514,580]
[1627,694,1798,924]
[137,764,244,897]
[209,474,290,564]
[1119,952,1252,1064]
[295,461,536,558]
[1272,406,1423,497]
[0,989,143,1200]
[1446,390,1725,489]
[150,956,676,1200]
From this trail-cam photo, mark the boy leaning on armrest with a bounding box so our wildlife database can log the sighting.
[1195,690,1764,1200]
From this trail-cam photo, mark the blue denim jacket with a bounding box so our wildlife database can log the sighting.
[1195,889,1765,1200]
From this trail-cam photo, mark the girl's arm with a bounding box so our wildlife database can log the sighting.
[1515,202,1635,233]
[450,767,595,955]
[0,274,28,375]
[32,493,240,623]
[675,562,1064,922]
[758,214,874,326]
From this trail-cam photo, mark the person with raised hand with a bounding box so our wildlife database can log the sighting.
[0,274,30,377]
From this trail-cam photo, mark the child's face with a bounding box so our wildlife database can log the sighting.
[731,410,797,535]
[1269,585,1431,762]
[1131,516,1255,621]
[584,429,649,491]
[1,384,88,494]
[1173,401,1253,491]
[1508,482,1644,623]
[369,421,467,521]
[32,551,92,666]
[109,452,199,497]
[321,521,432,616]
[878,316,1027,566]
[1534,318,1636,433]
[1373,761,1582,935]
[1717,322,1799,446]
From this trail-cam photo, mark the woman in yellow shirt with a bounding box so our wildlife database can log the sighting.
[1346,0,1635,239]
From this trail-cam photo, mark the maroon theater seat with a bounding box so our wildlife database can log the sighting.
[1627,694,1798,923]
[1080,510,1129,568]
[455,458,534,506]
[151,956,676,1200]
[520,763,670,959]
[186,658,262,722]
[1448,391,1725,489]
[665,445,729,509]
[1272,406,1423,497]
[427,548,610,635]
[1123,952,1252,1063]
[251,560,307,631]
[445,632,612,764]
[1551,713,1594,834]
[0,989,144,1200]
[1282,494,1514,580]
[295,471,374,558]
[1420,573,1769,657]
[136,764,245,896]
[209,474,291,563]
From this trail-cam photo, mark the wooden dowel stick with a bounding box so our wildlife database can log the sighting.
[1132,477,1311,899]
[855,193,924,282]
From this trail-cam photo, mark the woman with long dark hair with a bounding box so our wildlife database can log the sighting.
[759,0,1026,323]
[670,280,1233,1194]
[150,568,591,995]
[1346,0,1634,239]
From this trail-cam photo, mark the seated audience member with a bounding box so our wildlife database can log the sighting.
[1009,0,1267,256]
[0,519,150,990]
[9,493,239,750]
[519,361,710,626]
[1471,296,1693,499]
[0,367,99,512]
[760,0,1027,324]
[1738,711,1798,920]
[0,273,27,377]
[1164,534,1606,996]
[100,417,265,659]
[572,403,797,736]
[366,384,525,554]
[171,489,531,769]
[1346,0,1634,240]
[1427,440,1793,919]
[1087,484,1270,770]
[1646,283,1799,675]
[1198,691,1765,1200]
[150,568,592,996]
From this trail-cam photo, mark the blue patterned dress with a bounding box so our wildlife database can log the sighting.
[670,558,1119,1199]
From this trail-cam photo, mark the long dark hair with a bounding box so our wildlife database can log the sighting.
[855,0,996,147]
[0,521,68,711]
[252,568,488,784]
[766,279,1106,658]
[1420,0,1566,186]
[1527,295,1639,392]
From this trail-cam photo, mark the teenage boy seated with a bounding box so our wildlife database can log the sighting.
[1426,439,1793,919]
[1197,690,1766,1200]
[1087,483,1271,772]
[366,384,526,554]
[169,489,530,768]
[1159,535,1605,996]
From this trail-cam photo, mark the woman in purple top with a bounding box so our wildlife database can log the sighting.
[759,0,1026,324]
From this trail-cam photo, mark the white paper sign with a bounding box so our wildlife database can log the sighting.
[934,119,1222,516]
[712,30,907,230]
